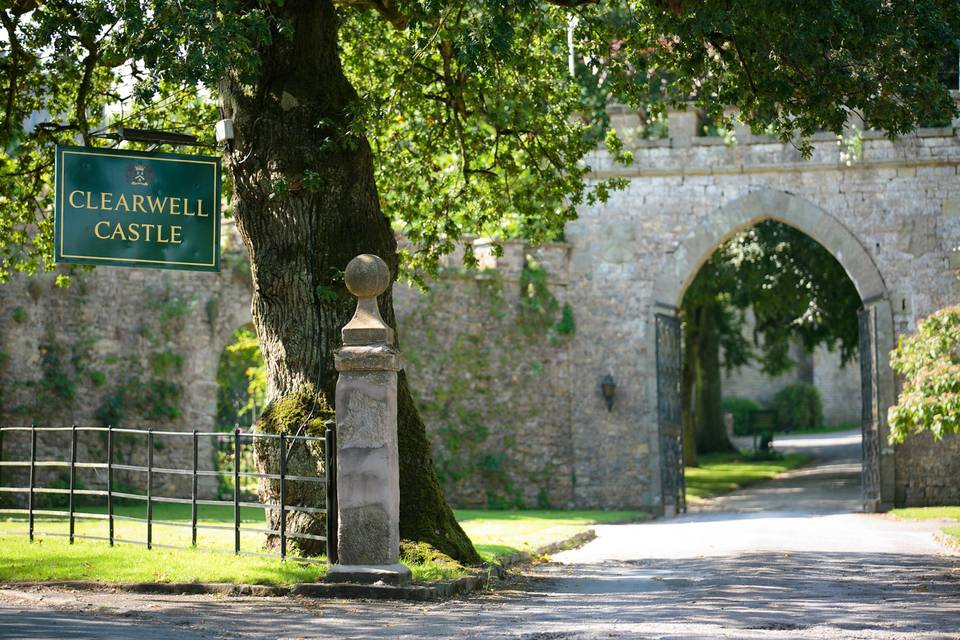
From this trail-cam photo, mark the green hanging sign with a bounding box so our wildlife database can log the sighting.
[54,145,221,272]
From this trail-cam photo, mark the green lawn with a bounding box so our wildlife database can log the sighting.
[0,505,644,584]
[889,506,960,546]
[0,535,323,585]
[943,525,960,546]
[685,452,810,502]
[454,509,643,562]
[889,506,960,521]
[1,502,270,552]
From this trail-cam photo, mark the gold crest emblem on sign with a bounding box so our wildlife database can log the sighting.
[127,163,151,187]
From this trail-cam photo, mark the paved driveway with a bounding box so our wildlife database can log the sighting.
[699,429,863,513]
[2,431,958,639]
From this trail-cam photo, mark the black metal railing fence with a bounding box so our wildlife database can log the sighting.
[0,425,337,564]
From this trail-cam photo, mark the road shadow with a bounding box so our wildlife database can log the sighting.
[3,551,956,639]
[523,551,960,634]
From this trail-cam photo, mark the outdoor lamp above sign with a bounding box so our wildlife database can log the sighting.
[54,145,221,272]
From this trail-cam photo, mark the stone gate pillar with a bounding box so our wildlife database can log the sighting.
[326,254,411,586]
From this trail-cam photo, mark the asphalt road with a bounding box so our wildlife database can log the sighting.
[2,429,958,639]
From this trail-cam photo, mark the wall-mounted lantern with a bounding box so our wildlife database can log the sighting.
[600,374,616,412]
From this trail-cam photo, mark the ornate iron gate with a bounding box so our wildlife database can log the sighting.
[656,313,686,514]
[859,305,882,511]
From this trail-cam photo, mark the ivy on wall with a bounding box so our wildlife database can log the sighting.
[1,278,191,428]
[8,328,105,416]
[95,284,190,427]
[518,259,576,340]
[402,258,574,509]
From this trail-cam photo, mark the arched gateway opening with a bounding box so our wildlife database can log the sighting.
[653,190,896,515]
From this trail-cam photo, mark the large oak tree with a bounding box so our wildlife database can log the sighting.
[1,0,957,561]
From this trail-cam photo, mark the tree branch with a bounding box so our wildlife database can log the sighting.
[334,0,413,29]
[0,9,24,144]
[75,35,99,146]
[545,0,599,6]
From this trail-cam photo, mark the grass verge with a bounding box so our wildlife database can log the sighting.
[0,535,323,585]
[889,506,960,547]
[889,506,960,521]
[942,526,960,546]
[685,452,810,502]
[454,509,643,562]
[0,506,644,584]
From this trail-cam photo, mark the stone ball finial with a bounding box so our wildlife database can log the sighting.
[344,254,391,298]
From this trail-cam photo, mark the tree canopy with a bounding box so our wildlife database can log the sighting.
[889,306,960,443]
[2,0,958,281]
[688,220,861,376]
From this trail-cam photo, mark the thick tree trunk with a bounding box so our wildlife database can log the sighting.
[683,302,736,455]
[220,0,479,564]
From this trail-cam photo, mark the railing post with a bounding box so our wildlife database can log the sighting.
[278,431,286,561]
[107,425,114,547]
[324,424,338,565]
[327,255,409,585]
[0,426,5,496]
[69,424,77,544]
[191,429,198,548]
[28,424,35,543]
[147,428,153,550]
[233,426,240,555]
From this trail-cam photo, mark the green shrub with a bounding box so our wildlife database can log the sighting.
[771,382,823,431]
[722,397,761,435]
[888,305,960,443]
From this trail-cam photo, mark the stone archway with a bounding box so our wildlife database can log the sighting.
[653,189,896,513]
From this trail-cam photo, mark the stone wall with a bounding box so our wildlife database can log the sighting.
[2,120,959,513]
[720,310,861,427]
[896,432,960,505]
[399,124,960,511]
[395,242,576,509]
[812,345,862,427]
[0,223,252,499]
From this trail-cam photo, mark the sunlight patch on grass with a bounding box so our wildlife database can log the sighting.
[941,525,960,546]
[0,535,324,585]
[889,506,960,548]
[889,506,960,521]
[780,423,858,436]
[455,509,642,561]
[0,502,267,552]
[685,452,809,502]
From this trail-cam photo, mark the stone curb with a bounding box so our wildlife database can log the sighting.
[487,527,602,570]
[290,575,486,601]
[933,530,960,555]
[499,515,653,568]
[1,574,489,602]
